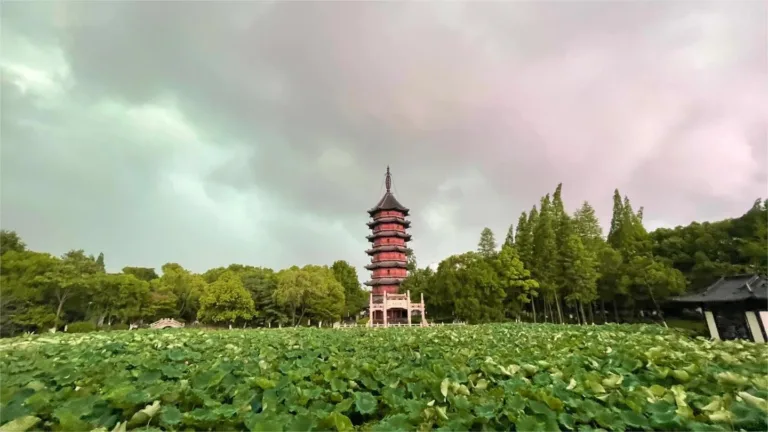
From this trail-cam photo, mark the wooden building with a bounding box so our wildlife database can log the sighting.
[364,167,427,327]
[671,274,767,343]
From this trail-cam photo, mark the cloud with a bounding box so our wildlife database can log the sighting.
[1,1,766,279]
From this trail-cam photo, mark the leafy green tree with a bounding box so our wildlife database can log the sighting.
[198,271,255,325]
[494,244,539,320]
[100,273,150,325]
[432,252,506,323]
[0,229,26,256]
[95,253,106,273]
[145,279,178,321]
[331,260,367,318]
[36,250,102,329]
[477,228,497,258]
[156,263,206,322]
[122,267,159,282]
[239,267,286,327]
[404,247,417,273]
[0,250,59,335]
[558,217,599,323]
[274,265,345,326]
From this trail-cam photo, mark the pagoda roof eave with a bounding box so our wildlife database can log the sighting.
[367,192,410,216]
[365,277,406,286]
[366,245,409,255]
[366,231,412,241]
[364,261,408,270]
[367,217,411,228]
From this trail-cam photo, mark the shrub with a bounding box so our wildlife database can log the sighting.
[357,317,370,326]
[108,323,130,331]
[67,321,96,333]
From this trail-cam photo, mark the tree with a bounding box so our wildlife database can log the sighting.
[0,230,26,256]
[274,265,345,326]
[96,253,106,273]
[504,223,515,248]
[494,244,539,320]
[558,217,599,324]
[532,194,562,323]
[573,201,603,254]
[239,267,286,327]
[0,250,59,335]
[515,210,534,270]
[198,271,255,325]
[97,273,150,325]
[36,250,102,329]
[122,267,159,282]
[156,263,206,322]
[432,252,506,323]
[477,228,497,258]
[331,260,367,318]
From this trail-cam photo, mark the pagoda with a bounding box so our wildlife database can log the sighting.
[365,167,427,327]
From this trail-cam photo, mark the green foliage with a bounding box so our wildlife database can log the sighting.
[0,229,26,256]
[503,223,515,248]
[477,228,497,257]
[66,321,97,333]
[330,260,367,318]
[1,324,767,431]
[122,267,159,282]
[274,265,345,326]
[1,189,765,335]
[198,271,255,325]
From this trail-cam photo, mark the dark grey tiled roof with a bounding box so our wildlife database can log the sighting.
[672,274,767,304]
[368,192,410,216]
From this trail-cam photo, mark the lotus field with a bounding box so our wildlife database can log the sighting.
[1,324,767,431]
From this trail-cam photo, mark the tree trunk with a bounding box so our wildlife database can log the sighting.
[600,299,607,323]
[588,302,595,325]
[553,292,564,324]
[579,302,588,326]
[55,296,67,331]
[647,287,668,328]
[613,300,620,323]
[531,299,537,323]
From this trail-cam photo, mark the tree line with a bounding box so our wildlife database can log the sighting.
[0,234,369,336]
[403,185,767,326]
[1,184,765,335]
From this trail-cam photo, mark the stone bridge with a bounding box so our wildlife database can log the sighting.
[149,318,185,329]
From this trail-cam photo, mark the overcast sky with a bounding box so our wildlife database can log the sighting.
[1,1,766,280]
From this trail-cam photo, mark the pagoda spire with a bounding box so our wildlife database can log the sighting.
[385,166,392,193]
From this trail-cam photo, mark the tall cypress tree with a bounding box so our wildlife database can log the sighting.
[532,194,562,323]
[607,189,624,248]
[514,211,533,269]
[504,223,515,248]
[477,228,497,258]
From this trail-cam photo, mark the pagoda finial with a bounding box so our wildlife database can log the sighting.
[385,166,392,193]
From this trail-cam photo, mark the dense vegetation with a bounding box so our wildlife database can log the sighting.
[404,187,766,325]
[1,185,765,336]
[2,324,767,431]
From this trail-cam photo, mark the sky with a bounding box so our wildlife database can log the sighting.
[1,1,766,281]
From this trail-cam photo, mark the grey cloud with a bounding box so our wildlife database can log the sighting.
[1,1,766,277]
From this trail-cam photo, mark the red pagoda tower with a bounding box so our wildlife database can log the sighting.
[365,167,427,327]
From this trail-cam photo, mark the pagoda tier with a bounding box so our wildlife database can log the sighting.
[367,217,411,228]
